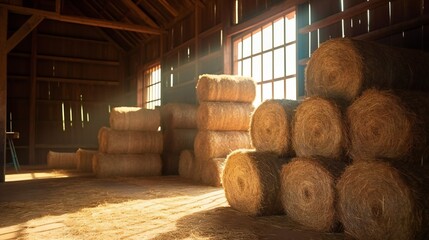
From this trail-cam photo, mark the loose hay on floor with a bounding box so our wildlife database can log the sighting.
[250,99,300,157]
[0,172,345,240]
[222,149,289,216]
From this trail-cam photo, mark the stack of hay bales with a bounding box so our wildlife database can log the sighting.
[222,38,429,239]
[160,103,197,175]
[93,107,163,178]
[303,38,429,239]
[191,74,256,186]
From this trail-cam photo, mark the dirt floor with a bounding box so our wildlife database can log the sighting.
[0,166,345,240]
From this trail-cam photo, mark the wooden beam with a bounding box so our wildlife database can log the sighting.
[122,0,159,28]
[37,77,120,86]
[159,0,179,17]
[6,14,44,53]
[56,0,61,13]
[0,7,7,182]
[29,30,37,165]
[0,3,164,34]
[9,52,120,66]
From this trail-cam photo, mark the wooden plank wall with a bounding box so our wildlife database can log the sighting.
[130,0,224,106]
[7,15,125,164]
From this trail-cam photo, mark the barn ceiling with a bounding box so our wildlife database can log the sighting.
[1,0,205,52]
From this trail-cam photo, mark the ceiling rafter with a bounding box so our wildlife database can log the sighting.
[0,3,163,34]
[122,0,159,28]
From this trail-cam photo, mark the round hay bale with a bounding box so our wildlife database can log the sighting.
[336,160,429,240]
[161,153,180,175]
[178,150,195,179]
[160,103,197,130]
[163,129,197,153]
[110,107,160,131]
[196,74,256,103]
[222,149,289,216]
[197,102,254,131]
[47,151,77,169]
[280,157,347,232]
[305,38,429,102]
[201,158,226,187]
[93,153,162,178]
[292,97,347,160]
[194,130,252,162]
[250,99,300,156]
[347,89,429,162]
[98,127,163,154]
[76,148,98,172]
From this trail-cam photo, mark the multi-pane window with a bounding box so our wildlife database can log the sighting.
[139,64,161,109]
[233,11,297,106]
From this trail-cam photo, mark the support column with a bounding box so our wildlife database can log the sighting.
[0,7,8,182]
[29,29,37,165]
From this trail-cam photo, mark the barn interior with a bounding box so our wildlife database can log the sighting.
[0,0,428,239]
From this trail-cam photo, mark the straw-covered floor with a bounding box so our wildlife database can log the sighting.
[0,168,343,240]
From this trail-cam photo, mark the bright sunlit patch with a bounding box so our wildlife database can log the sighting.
[5,170,71,182]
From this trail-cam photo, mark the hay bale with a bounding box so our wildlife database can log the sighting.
[93,153,162,178]
[222,149,288,216]
[160,103,197,130]
[178,150,195,179]
[305,38,429,102]
[201,158,226,187]
[163,129,197,153]
[197,102,254,131]
[292,97,347,160]
[98,127,163,154]
[47,151,77,169]
[347,89,429,162]
[196,74,256,103]
[194,130,252,162]
[76,148,98,172]
[336,160,429,240]
[161,153,180,175]
[110,107,160,131]
[280,157,347,232]
[250,99,300,156]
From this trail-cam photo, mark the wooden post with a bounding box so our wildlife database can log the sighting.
[29,29,37,165]
[0,7,8,182]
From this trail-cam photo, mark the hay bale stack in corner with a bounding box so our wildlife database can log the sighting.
[94,107,163,177]
[300,38,429,238]
[160,103,198,175]
[192,74,256,186]
[47,151,77,169]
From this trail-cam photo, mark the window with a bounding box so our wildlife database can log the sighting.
[138,64,161,109]
[233,11,297,106]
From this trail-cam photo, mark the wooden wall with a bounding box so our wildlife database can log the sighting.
[7,14,126,164]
